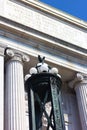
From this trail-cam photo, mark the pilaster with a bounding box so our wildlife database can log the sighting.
[0,46,5,130]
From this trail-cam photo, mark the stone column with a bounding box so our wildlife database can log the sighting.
[4,49,29,130]
[0,46,5,130]
[69,73,87,130]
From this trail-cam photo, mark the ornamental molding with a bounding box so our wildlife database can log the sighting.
[0,36,87,74]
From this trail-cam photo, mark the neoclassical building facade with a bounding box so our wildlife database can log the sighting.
[0,0,87,130]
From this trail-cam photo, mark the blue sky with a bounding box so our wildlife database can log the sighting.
[40,0,87,22]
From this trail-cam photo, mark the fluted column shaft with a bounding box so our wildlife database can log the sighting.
[69,73,87,130]
[0,46,5,130]
[4,49,29,130]
[75,81,87,130]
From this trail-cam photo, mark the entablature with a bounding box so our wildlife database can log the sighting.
[0,0,87,49]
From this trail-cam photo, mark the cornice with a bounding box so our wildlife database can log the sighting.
[19,0,87,30]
